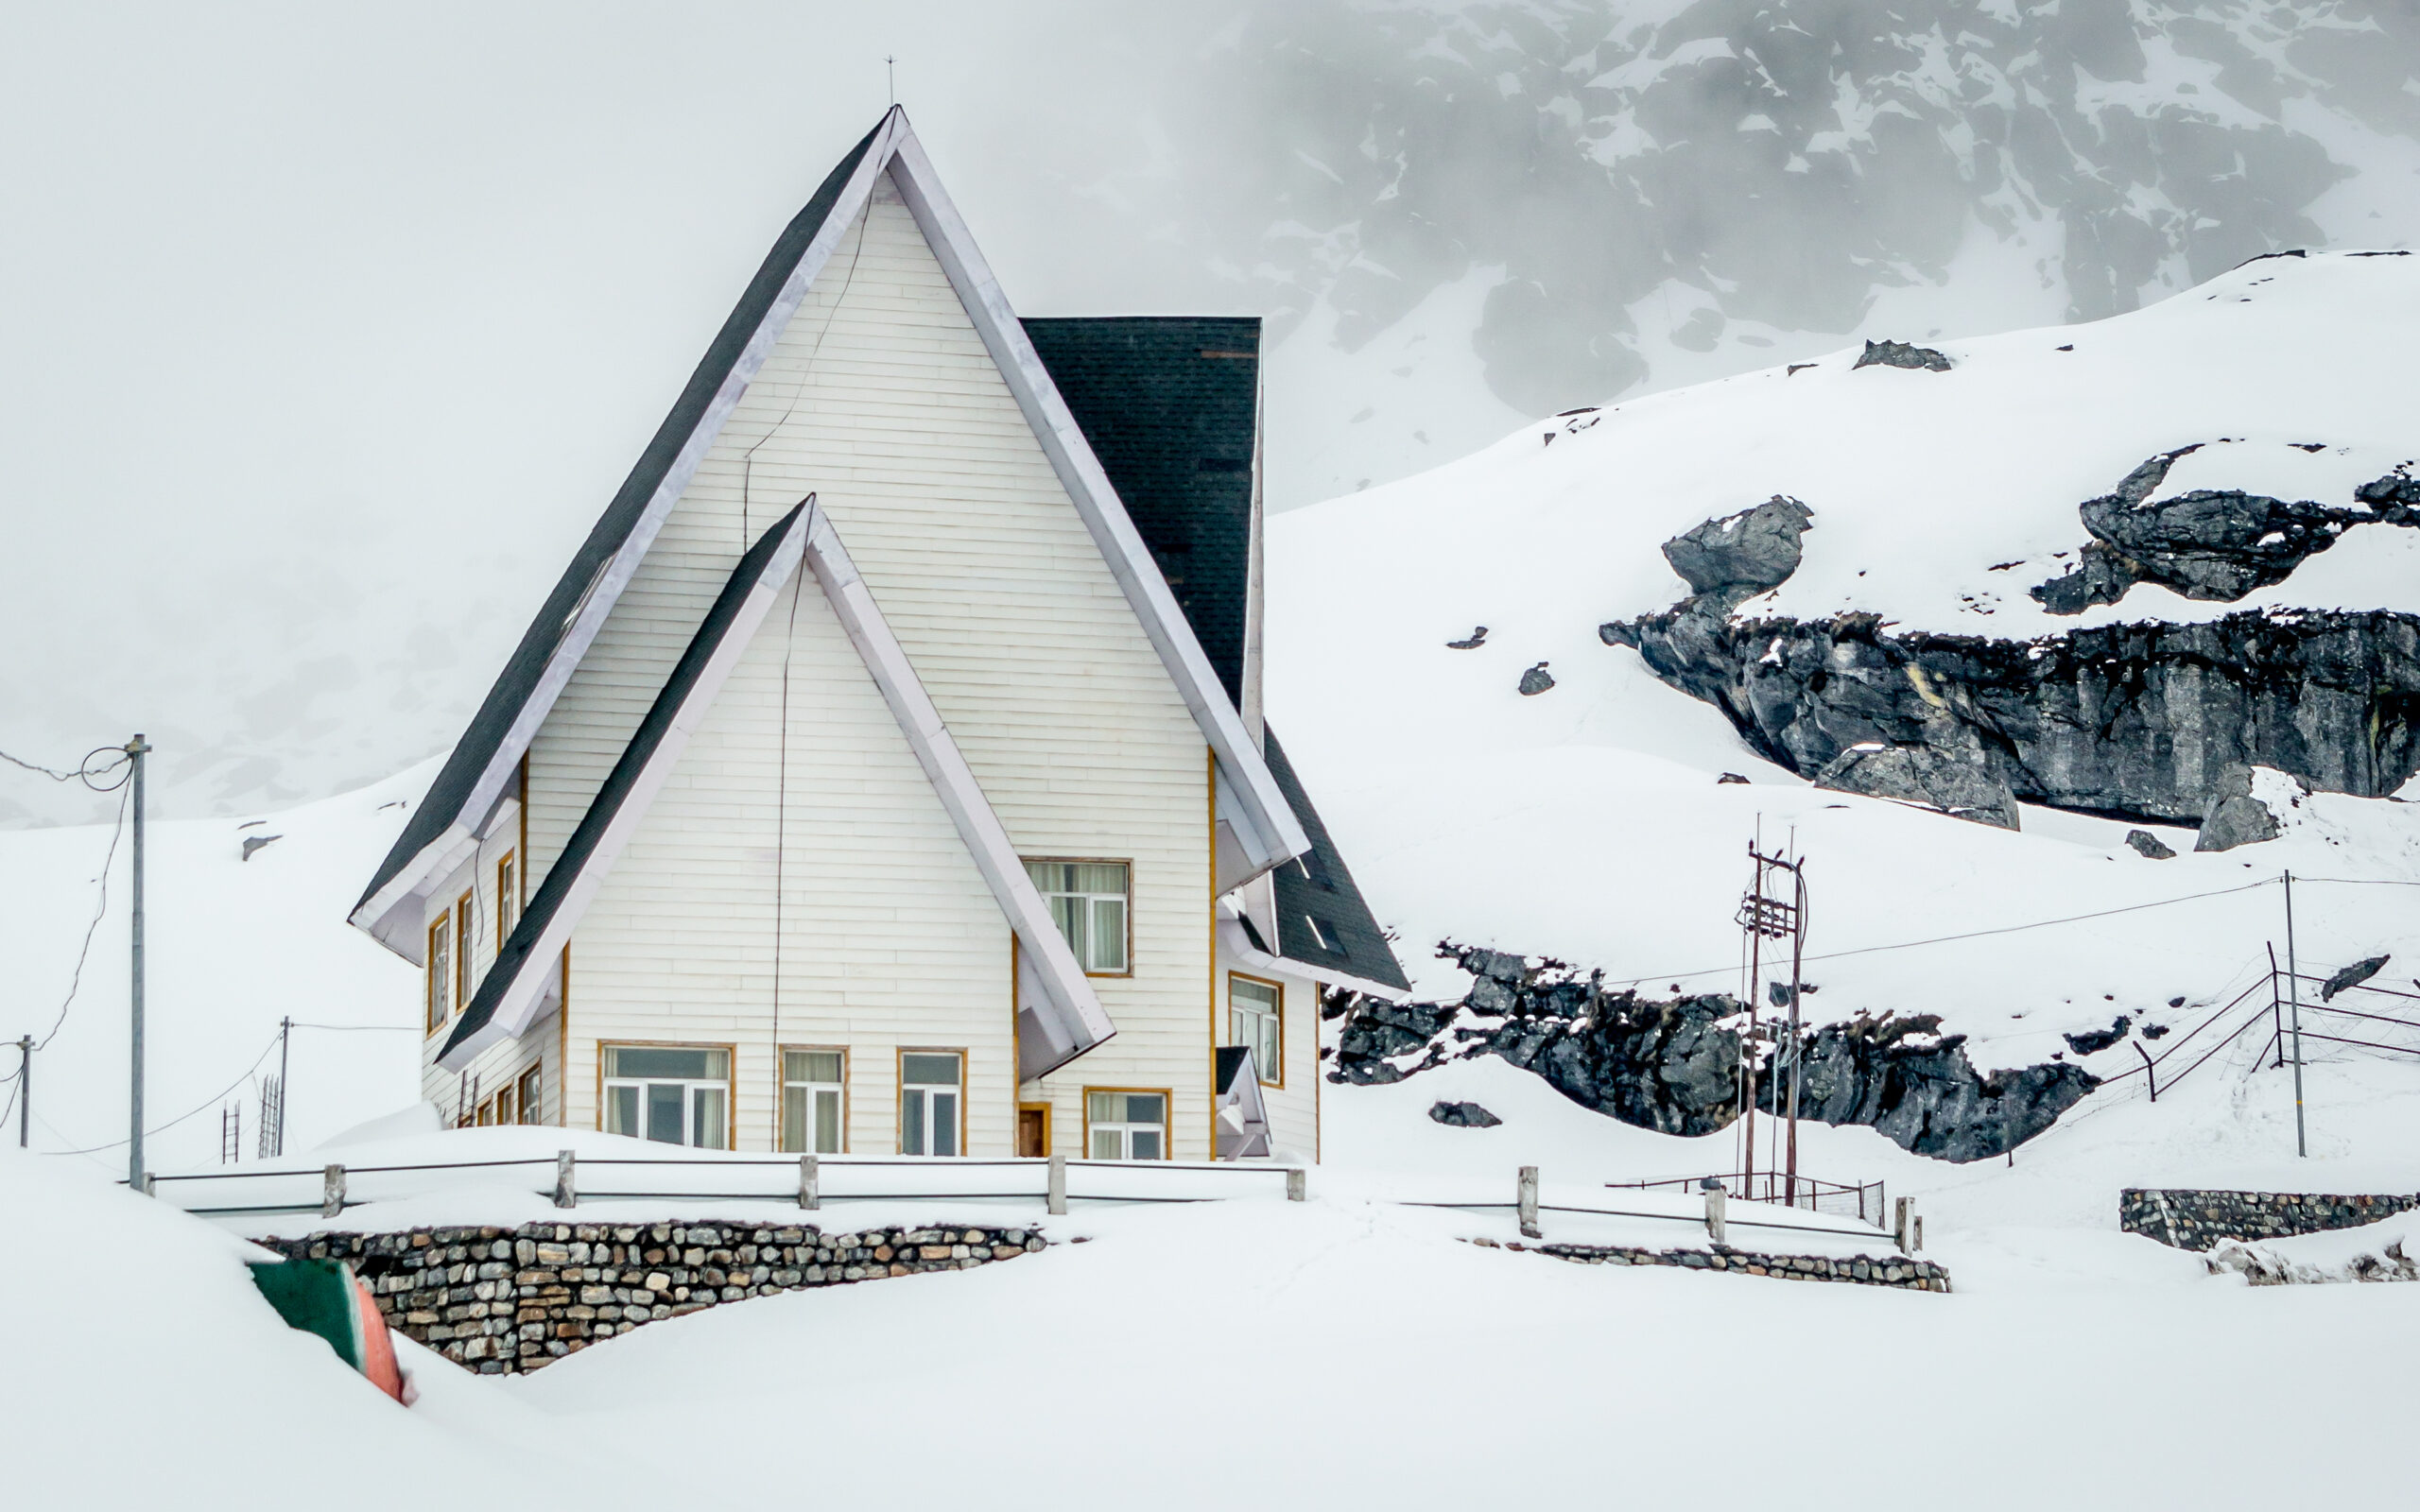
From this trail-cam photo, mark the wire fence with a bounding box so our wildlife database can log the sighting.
[1605,1172,1888,1226]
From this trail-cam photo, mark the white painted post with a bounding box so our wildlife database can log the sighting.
[1517,1165,1541,1239]
[553,1150,576,1210]
[799,1154,820,1211]
[1703,1178,1727,1245]
[1894,1196,1912,1252]
[1047,1152,1067,1215]
[321,1163,345,1219]
[1286,1167,1306,1202]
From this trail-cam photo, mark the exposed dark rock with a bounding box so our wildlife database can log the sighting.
[1445,627,1488,649]
[1813,737,2019,829]
[1333,945,2097,1162]
[1853,339,1952,372]
[2321,955,2390,1002]
[2143,1022,2171,1040]
[2194,765,2293,851]
[1427,1100,1503,1128]
[1607,605,2420,825]
[2064,1016,2131,1056]
[1717,772,1750,784]
[1517,662,1556,696]
[1661,496,1813,600]
[2124,829,2177,859]
[240,833,284,861]
[2033,453,2420,614]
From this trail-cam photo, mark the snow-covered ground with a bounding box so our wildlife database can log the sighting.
[9,250,2420,1507]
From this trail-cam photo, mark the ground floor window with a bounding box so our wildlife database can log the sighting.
[1228,974,1283,1086]
[515,1063,544,1125]
[899,1052,962,1157]
[602,1045,731,1148]
[783,1049,846,1154]
[1086,1090,1167,1160]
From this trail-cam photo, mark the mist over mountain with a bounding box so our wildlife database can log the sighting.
[4,1,2416,825]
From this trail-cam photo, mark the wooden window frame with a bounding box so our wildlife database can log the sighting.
[424,912,451,1036]
[1022,856,1134,978]
[454,890,475,1014]
[1082,1086,1173,1161]
[779,1044,850,1155]
[515,1062,543,1125]
[595,1040,738,1150]
[1016,1102,1052,1159]
[1227,971,1285,1089]
[495,850,519,949]
[895,1046,968,1158]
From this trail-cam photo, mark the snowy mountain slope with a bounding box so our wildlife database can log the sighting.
[0,767,424,1173]
[1266,250,2420,1071]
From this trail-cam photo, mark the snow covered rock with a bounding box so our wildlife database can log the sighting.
[1812,737,2020,830]
[2193,765,2294,851]
[1426,1100,1502,1128]
[1852,339,1952,372]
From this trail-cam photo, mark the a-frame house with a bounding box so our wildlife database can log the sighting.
[350,109,1409,1162]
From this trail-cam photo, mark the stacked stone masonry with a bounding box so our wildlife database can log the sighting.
[2119,1188,2420,1252]
[1470,1236,1951,1291]
[261,1221,1046,1374]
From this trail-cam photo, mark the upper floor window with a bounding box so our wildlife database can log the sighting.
[1025,860,1129,973]
[1228,974,1282,1086]
[454,891,475,1007]
[602,1044,730,1148]
[515,1062,543,1125]
[424,914,452,1035]
[496,851,519,944]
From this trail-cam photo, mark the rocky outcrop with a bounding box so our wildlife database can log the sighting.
[1333,945,2098,1162]
[1605,606,2420,825]
[1813,738,2020,829]
[2124,829,2176,859]
[1852,339,1952,372]
[2031,451,2420,614]
[2194,764,2293,850]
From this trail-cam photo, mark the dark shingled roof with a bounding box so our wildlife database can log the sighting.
[1020,318,1258,704]
[358,114,889,920]
[440,505,808,1060]
[1022,317,1407,995]
[1215,1043,1254,1095]
[1262,729,1410,993]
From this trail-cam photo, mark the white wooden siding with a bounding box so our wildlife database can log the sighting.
[416,802,556,1125]
[526,172,1216,1155]
[1215,947,1322,1161]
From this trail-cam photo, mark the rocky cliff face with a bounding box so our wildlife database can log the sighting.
[1332,945,2099,1162]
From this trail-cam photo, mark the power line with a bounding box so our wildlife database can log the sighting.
[40,1031,282,1157]
[1612,876,2281,989]
[26,783,130,1053]
[0,744,132,789]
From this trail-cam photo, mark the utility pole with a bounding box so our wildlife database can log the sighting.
[127,732,149,1194]
[15,1035,28,1148]
[2285,869,2306,1158]
[275,1016,291,1159]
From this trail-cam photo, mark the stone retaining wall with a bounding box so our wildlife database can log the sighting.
[1469,1235,1951,1291]
[2119,1189,2420,1251]
[261,1220,1044,1374]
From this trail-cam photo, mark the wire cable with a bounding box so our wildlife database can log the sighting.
[26,783,131,1053]
[740,209,871,544]
[1613,876,2280,989]
[41,1031,283,1157]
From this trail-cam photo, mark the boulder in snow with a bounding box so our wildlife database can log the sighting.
[2320,954,2389,1002]
[2194,765,2297,851]
[1427,1100,1502,1128]
[2124,829,2176,859]
[1660,494,1811,598]
[1852,338,1952,371]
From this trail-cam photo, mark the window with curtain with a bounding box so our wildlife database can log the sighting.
[424,913,452,1034]
[1228,974,1282,1085]
[496,851,518,944]
[783,1049,845,1154]
[601,1045,730,1148]
[515,1063,543,1125]
[1024,860,1130,973]
[1086,1091,1167,1160]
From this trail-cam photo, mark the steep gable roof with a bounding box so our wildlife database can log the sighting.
[1262,730,1410,994]
[441,499,1116,1075]
[355,109,1306,956]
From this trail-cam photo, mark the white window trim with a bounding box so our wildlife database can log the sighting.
[1086,1090,1169,1161]
[602,1045,733,1150]
[1228,974,1283,1088]
[782,1049,848,1155]
[899,1052,964,1158]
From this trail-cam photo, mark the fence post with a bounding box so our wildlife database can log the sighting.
[321,1163,345,1219]
[1046,1152,1067,1216]
[553,1150,577,1210]
[799,1154,820,1211]
[1893,1195,1912,1252]
[1517,1165,1540,1239]
[1703,1177,1727,1245]
[1913,1215,1925,1253]
[1286,1167,1306,1203]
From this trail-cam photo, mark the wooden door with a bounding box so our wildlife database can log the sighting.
[1016,1105,1049,1158]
